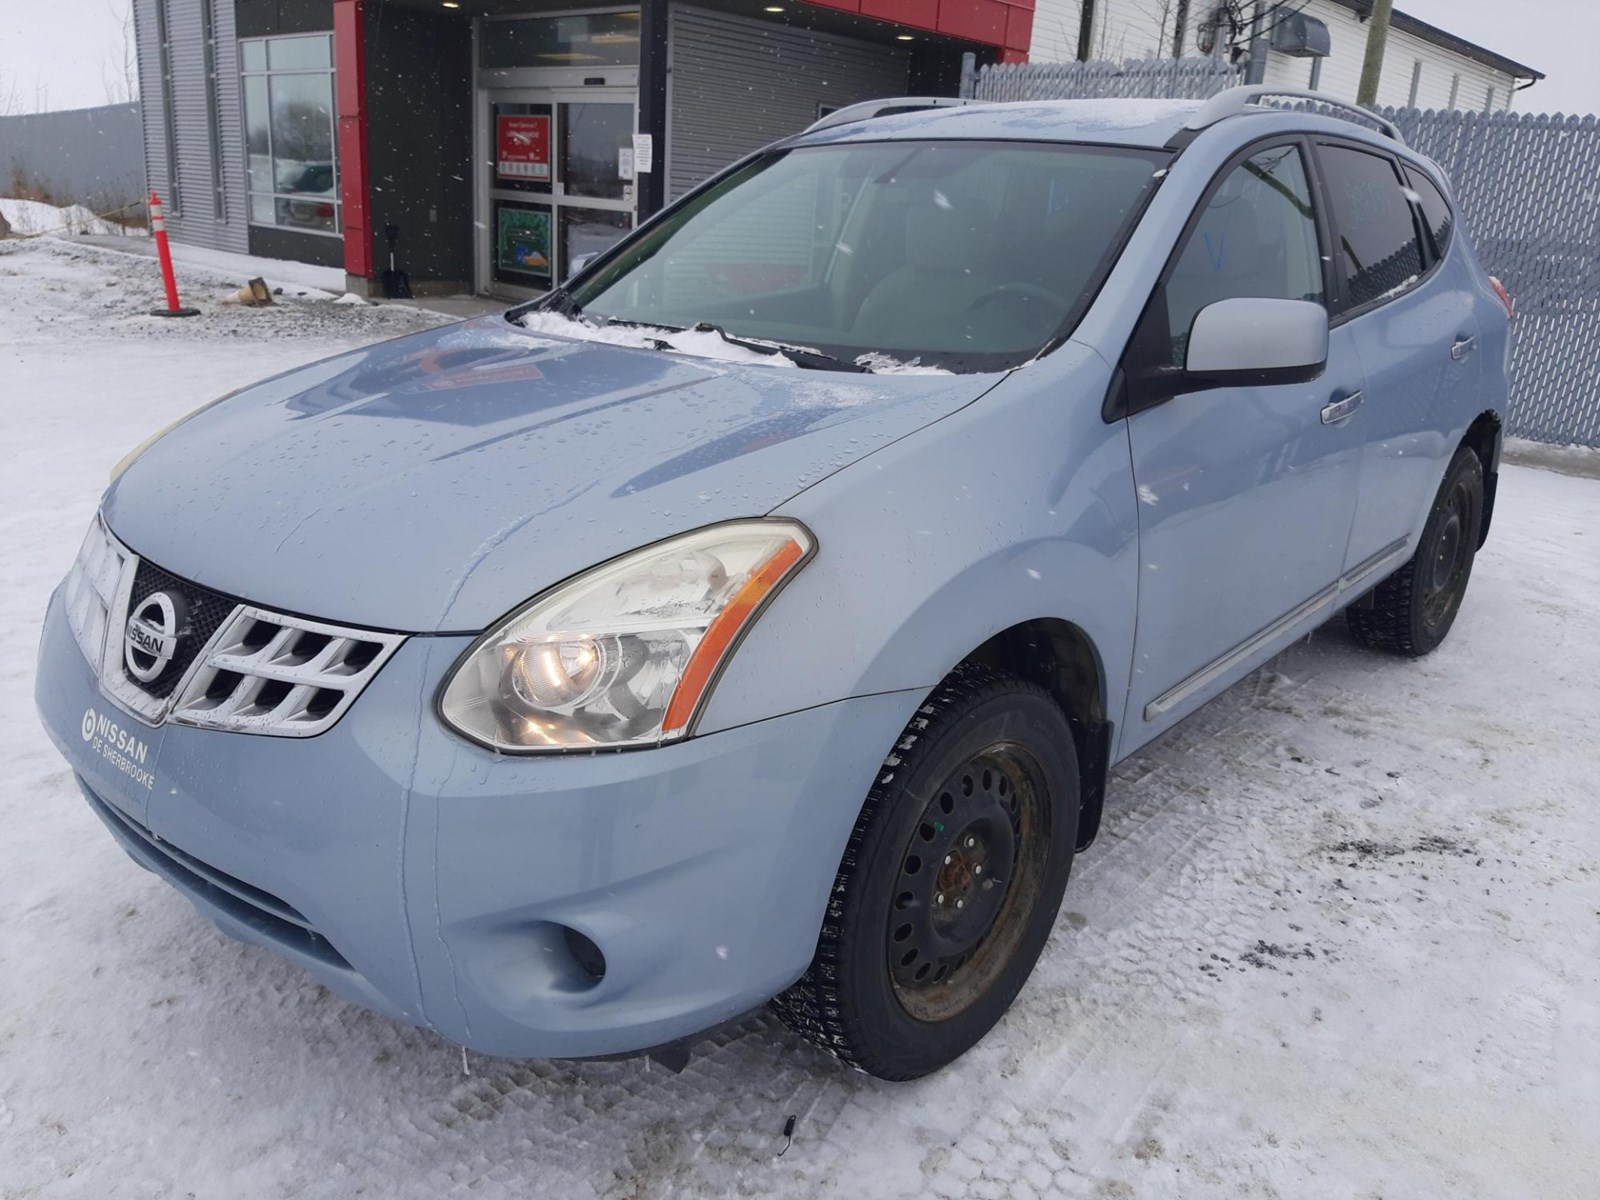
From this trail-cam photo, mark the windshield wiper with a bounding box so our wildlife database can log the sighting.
[541,287,584,319]
[607,318,869,372]
[689,323,872,372]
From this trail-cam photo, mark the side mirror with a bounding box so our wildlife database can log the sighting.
[1185,297,1329,387]
[564,252,599,283]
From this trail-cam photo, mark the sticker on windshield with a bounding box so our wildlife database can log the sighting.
[81,706,155,790]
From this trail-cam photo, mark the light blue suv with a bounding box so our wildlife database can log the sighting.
[36,87,1511,1080]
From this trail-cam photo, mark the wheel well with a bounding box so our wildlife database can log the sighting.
[1461,410,1502,548]
[958,619,1112,852]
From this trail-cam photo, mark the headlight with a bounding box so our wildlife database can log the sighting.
[438,520,814,752]
[63,515,127,669]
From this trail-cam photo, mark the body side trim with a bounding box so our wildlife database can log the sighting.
[1143,537,1409,721]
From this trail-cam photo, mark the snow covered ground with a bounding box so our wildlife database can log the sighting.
[2,236,1598,1199]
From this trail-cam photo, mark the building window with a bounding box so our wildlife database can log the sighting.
[479,13,642,70]
[240,34,340,236]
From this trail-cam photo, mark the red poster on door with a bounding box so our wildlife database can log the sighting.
[497,115,551,182]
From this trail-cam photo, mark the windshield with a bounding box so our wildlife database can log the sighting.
[555,139,1170,373]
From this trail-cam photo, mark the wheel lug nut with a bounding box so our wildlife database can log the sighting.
[965,837,976,849]
[974,865,982,876]
[944,855,952,865]
[936,893,945,904]
[956,899,965,909]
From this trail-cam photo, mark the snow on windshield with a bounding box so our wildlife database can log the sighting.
[517,310,797,368]
[852,353,952,376]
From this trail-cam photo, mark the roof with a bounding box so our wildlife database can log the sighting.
[1325,1,1544,82]
[798,98,1205,150]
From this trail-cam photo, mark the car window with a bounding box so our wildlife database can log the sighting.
[655,167,855,317]
[562,140,1169,373]
[1403,166,1454,262]
[1319,145,1426,310]
[1163,144,1324,367]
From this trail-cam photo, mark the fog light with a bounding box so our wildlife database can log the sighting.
[562,926,606,984]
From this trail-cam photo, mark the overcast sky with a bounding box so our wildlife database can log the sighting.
[1,0,1596,116]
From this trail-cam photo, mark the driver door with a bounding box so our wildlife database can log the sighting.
[1118,141,1366,749]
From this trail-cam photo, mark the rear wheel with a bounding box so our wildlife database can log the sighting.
[1347,446,1484,657]
[773,665,1079,1080]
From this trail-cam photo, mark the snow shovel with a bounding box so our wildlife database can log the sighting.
[382,223,412,299]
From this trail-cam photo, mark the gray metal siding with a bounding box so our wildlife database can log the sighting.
[0,104,146,211]
[133,0,172,210]
[133,0,247,253]
[667,7,911,201]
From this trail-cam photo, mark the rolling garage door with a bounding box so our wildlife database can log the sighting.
[668,7,912,202]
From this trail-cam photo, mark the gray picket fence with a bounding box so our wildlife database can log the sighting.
[970,59,1600,447]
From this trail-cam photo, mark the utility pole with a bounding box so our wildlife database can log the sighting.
[1077,0,1097,62]
[1356,0,1394,108]
[1172,0,1190,58]
[1245,1,1269,85]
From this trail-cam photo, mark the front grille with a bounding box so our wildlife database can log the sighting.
[70,514,406,738]
[169,605,403,738]
[126,559,240,700]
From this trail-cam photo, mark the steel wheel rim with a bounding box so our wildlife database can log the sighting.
[1422,476,1473,631]
[887,743,1050,1023]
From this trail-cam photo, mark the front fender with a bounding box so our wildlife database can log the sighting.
[697,344,1141,754]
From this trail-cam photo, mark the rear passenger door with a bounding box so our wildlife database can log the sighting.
[1315,142,1482,576]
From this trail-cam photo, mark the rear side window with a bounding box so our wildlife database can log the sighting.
[1319,144,1425,311]
[1404,167,1455,261]
[1163,144,1325,366]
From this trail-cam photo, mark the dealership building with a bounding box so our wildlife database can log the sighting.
[131,0,1033,298]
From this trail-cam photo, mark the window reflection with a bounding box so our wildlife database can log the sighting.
[241,34,340,235]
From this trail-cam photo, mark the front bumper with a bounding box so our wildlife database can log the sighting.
[36,586,922,1058]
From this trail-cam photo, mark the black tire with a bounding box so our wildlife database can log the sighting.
[1346,446,1484,657]
[773,665,1079,1080]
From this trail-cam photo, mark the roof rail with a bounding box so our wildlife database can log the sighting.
[803,96,983,135]
[1183,86,1405,145]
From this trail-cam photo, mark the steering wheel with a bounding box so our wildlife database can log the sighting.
[966,283,1068,315]
[967,282,1073,315]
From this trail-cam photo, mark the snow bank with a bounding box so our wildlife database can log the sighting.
[168,241,346,294]
[0,197,130,238]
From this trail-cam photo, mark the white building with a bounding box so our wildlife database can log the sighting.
[1029,1,1544,113]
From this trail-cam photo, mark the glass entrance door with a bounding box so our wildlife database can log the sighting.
[480,89,636,298]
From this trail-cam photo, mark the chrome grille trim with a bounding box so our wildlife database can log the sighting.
[170,606,404,737]
[65,515,405,738]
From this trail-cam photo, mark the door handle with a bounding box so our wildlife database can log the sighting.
[1321,391,1364,425]
[1451,336,1477,360]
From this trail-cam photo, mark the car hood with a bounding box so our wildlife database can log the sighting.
[105,316,999,632]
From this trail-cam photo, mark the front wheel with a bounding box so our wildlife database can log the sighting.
[773,666,1079,1080]
[1347,445,1484,657]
